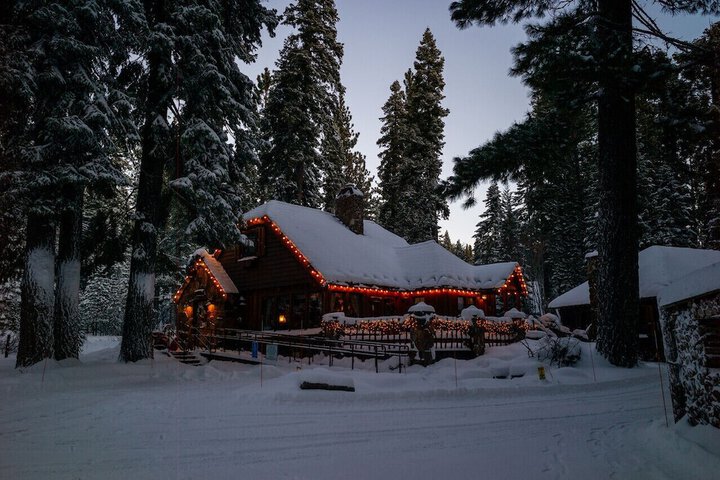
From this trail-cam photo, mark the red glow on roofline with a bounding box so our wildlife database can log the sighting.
[173,256,229,304]
[247,215,528,298]
[249,216,328,288]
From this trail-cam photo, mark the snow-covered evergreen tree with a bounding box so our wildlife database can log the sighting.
[0,280,21,337]
[80,260,130,335]
[377,80,408,231]
[473,182,504,264]
[679,23,720,250]
[440,231,452,250]
[1,1,130,365]
[259,0,342,208]
[448,0,720,367]
[498,185,522,261]
[636,56,698,249]
[122,0,277,362]
[322,93,376,211]
[393,29,449,243]
[168,2,277,249]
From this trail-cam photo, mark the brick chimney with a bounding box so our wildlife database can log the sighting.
[335,184,364,235]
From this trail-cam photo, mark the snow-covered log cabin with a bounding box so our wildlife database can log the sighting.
[173,186,527,332]
[548,246,720,360]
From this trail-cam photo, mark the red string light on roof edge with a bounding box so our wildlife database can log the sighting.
[175,216,530,303]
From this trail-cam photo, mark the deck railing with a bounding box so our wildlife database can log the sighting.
[178,326,411,373]
[173,314,526,372]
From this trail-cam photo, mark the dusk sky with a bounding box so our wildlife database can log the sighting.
[247,0,718,244]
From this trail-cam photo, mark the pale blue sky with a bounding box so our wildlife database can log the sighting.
[247,0,717,244]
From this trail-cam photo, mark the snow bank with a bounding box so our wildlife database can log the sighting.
[3,336,719,480]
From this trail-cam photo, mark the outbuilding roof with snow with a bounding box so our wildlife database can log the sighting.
[657,261,720,307]
[193,248,238,294]
[548,246,720,309]
[243,200,520,291]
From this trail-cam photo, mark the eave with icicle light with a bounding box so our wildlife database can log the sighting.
[173,248,241,335]
[173,191,528,333]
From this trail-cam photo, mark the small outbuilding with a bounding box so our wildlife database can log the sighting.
[548,246,720,360]
[657,261,720,427]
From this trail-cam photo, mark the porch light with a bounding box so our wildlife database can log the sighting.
[278,314,287,324]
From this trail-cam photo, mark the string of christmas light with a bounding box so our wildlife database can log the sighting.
[247,216,528,298]
[176,217,529,304]
[247,215,327,287]
[321,316,529,337]
[327,284,497,298]
[173,258,229,303]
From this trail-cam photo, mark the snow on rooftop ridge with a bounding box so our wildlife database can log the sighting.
[193,248,238,294]
[242,200,520,291]
[657,261,720,307]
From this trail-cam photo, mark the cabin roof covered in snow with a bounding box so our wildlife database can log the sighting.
[243,200,519,291]
[194,248,239,294]
[657,261,720,307]
[548,246,720,309]
[548,282,590,309]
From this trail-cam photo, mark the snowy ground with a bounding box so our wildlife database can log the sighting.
[1,337,719,480]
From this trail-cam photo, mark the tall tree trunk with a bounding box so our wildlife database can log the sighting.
[54,186,84,360]
[16,213,56,367]
[707,25,720,250]
[120,0,171,362]
[595,0,639,367]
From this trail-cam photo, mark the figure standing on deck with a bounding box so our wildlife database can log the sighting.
[408,302,436,366]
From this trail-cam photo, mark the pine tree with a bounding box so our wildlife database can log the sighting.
[440,231,453,250]
[498,185,521,261]
[322,93,375,210]
[121,0,277,362]
[452,240,464,261]
[448,0,720,367]
[705,24,720,250]
[637,87,696,249]
[0,1,28,288]
[2,1,129,365]
[473,182,504,264]
[260,0,342,208]
[377,80,408,230]
[681,23,720,249]
[393,29,449,243]
[80,260,130,335]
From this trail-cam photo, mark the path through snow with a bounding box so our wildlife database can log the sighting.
[1,338,718,479]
